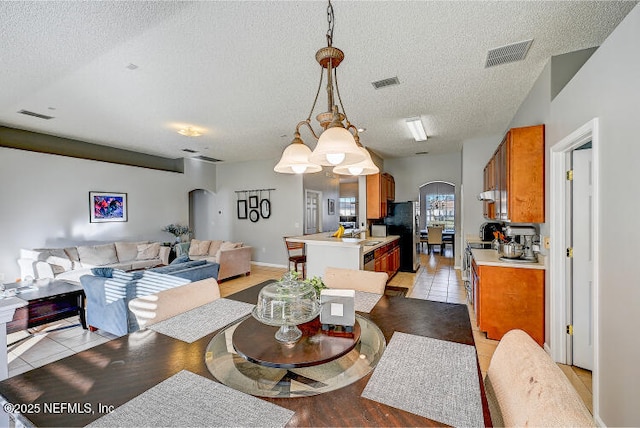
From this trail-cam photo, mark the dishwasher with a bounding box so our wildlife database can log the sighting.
[363,251,375,271]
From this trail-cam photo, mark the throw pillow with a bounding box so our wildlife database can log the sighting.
[91,267,114,277]
[207,240,224,257]
[77,243,118,266]
[215,241,239,263]
[136,242,161,260]
[170,255,190,265]
[115,241,148,262]
[188,239,211,256]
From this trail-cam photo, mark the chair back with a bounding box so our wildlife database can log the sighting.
[284,238,305,256]
[427,226,443,244]
[323,267,388,294]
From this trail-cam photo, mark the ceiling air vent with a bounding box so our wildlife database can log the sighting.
[371,76,400,90]
[485,39,533,68]
[17,109,54,120]
[182,148,198,153]
[192,155,221,163]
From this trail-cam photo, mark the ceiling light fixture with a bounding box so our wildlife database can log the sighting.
[332,134,379,176]
[406,117,427,141]
[178,127,202,137]
[275,1,371,175]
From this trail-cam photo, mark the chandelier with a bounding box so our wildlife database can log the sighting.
[274,1,379,176]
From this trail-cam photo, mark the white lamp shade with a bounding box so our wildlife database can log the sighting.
[333,146,379,176]
[274,142,322,174]
[309,127,366,166]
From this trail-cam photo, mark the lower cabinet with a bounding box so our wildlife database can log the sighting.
[373,240,400,279]
[473,261,544,346]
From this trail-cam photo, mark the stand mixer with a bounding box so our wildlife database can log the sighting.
[503,225,539,261]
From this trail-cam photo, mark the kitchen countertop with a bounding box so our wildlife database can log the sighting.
[287,233,400,254]
[470,248,546,270]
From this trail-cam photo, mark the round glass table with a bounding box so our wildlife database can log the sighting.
[205,314,386,398]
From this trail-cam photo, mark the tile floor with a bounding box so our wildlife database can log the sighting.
[6,247,592,414]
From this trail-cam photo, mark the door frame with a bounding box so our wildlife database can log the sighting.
[549,118,599,416]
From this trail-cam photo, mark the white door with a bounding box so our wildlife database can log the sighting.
[305,190,321,234]
[572,147,593,370]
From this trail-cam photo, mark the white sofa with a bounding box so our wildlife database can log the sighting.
[18,241,170,284]
[178,239,252,282]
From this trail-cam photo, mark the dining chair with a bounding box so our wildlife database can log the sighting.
[284,238,306,278]
[427,226,443,254]
[323,267,388,294]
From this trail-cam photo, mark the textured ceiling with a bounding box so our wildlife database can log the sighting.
[0,1,636,164]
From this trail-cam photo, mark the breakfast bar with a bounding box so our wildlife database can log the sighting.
[286,233,399,278]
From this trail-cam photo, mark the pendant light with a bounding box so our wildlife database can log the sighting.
[333,134,379,176]
[274,1,366,174]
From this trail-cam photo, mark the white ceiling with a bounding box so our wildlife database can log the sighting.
[0,1,636,164]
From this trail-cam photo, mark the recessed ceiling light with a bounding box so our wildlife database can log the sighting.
[357,127,366,133]
[178,127,202,137]
[405,117,427,141]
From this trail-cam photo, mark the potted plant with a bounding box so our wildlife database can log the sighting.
[162,224,192,243]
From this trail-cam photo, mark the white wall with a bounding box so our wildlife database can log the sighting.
[461,135,502,241]
[215,158,303,266]
[545,5,640,425]
[0,148,216,281]
[384,152,462,266]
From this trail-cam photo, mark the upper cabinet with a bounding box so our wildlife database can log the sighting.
[367,173,395,219]
[483,124,545,223]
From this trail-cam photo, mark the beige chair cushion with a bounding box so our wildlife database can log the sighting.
[189,239,211,256]
[136,242,161,260]
[323,267,388,294]
[485,329,595,427]
[77,243,118,266]
[128,278,221,329]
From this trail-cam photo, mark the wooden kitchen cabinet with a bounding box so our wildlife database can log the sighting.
[366,172,395,219]
[474,263,544,346]
[484,124,544,223]
[373,239,400,279]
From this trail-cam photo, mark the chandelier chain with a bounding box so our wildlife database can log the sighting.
[326,0,334,47]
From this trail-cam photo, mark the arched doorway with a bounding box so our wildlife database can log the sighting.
[189,189,216,239]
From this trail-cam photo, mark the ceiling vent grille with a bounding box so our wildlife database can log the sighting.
[192,155,221,163]
[485,39,533,68]
[17,109,54,120]
[371,76,400,89]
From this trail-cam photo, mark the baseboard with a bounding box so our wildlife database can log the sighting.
[250,261,287,269]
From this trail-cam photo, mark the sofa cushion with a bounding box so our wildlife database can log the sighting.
[115,241,148,262]
[150,260,207,275]
[78,243,118,266]
[214,241,241,263]
[170,255,190,265]
[136,242,161,260]
[91,267,114,278]
[189,239,211,256]
[207,240,224,257]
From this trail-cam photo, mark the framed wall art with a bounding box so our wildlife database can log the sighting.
[328,198,335,215]
[249,195,259,209]
[90,191,128,223]
[237,199,248,219]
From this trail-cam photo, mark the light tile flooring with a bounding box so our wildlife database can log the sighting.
[6,247,592,414]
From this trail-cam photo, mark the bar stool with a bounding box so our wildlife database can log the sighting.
[284,238,306,278]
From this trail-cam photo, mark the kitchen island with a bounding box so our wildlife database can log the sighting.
[286,233,400,278]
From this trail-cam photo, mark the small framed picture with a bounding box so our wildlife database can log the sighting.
[249,195,259,209]
[328,198,335,215]
[90,192,128,223]
[237,200,248,219]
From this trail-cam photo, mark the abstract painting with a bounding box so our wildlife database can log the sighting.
[90,191,128,223]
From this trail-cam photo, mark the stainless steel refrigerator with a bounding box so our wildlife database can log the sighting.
[384,201,420,272]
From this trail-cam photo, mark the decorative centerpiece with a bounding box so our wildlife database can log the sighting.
[162,223,192,243]
[252,271,321,343]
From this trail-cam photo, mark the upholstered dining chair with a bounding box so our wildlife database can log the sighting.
[284,238,306,278]
[323,267,388,294]
[427,226,444,254]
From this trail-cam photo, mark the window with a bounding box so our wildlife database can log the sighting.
[338,197,357,217]
[420,181,455,231]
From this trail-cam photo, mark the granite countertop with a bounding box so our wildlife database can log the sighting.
[287,233,399,254]
[470,248,546,270]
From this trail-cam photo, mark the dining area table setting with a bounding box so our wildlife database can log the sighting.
[0,277,490,427]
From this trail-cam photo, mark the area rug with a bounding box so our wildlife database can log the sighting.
[384,285,409,297]
[354,291,383,313]
[149,298,254,343]
[87,370,294,427]
[361,331,484,427]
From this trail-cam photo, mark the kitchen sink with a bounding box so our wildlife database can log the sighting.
[362,240,381,246]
